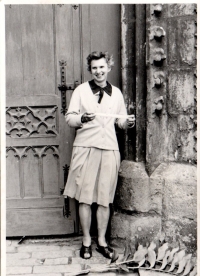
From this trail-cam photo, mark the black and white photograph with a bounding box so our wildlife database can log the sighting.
[0,2,198,276]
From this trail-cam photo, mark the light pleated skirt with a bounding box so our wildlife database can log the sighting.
[63,147,121,207]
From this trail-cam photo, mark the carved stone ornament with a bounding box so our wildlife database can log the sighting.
[152,96,164,115]
[153,71,165,87]
[6,106,58,138]
[149,26,166,41]
[151,4,163,16]
[150,48,166,66]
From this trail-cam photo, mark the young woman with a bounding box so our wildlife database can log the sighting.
[63,51,135,259]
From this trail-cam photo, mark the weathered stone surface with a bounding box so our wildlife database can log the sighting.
[149,163,166,214]
[6,238,128,276]
[115,161,150,212]
[168,70,195,114]
[17,244,60,253]
[146,3,197,171]
[44,257,69,265]
[33,264,82,274]
[7,252,31,259]
[167,116,196,162]
[162,163,196,220]
[168,19,178,65]
[162,218,197,254]
[149,4,168,21]
[72,256,107,265]
[113,162,197,254]
[6,246,17,253]
[6,266,32,275]
[111,212,130,239]
[7,257,44,266]
[146,113,169,175]
[111,212,161,242]
[139,269,167,276]
[153,163,196,254]
[115,161,163,214]
[32,250,74,259]
[6,240,12,246]
[169,4,196,17]
[179,19,196,66]
[166,69,196,160]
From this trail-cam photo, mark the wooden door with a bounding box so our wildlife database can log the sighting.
[6,4,80,236]
[6,4,121,236]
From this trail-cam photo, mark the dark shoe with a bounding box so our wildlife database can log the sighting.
[80,244,92,259]
[96,244,119,262]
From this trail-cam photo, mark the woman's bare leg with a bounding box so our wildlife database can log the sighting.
[97,205,113,258]
[97,205,110,246]
[79,203,92,258]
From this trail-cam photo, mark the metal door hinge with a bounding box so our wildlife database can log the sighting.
[58,60,78,115]
[72,5,79,10]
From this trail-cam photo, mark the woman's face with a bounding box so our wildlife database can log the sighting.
[90,58,111,86]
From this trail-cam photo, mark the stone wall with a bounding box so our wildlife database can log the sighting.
[146,3,197,174]
[111,4,197,255]
[112,161,197,254]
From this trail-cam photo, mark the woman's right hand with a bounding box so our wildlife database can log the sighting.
[81,112,96,123]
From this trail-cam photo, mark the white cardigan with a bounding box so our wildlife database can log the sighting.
[65,81,129,150]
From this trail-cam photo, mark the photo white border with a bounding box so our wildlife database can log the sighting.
[0,1,199,276]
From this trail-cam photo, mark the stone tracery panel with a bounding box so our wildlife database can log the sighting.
[6,106,58,138]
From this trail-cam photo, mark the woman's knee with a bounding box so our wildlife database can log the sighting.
[97,204,109,210]
[79,203,91,210]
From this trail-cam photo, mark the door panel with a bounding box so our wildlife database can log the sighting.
[6,5,56,96]
[7,209,74,236]
[6,5,24,97]
[55,5,76,86]
[20,5,55,96]
[81,4,121,88]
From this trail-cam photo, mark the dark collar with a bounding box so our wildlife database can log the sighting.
[88,79,112,96]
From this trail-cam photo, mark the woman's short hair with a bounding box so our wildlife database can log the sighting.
[86,51,114,72]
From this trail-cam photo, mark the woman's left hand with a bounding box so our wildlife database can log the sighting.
[127,115,135,128]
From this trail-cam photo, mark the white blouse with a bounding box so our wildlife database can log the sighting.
[65,81,129,150]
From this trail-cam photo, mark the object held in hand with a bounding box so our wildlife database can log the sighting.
[127,114,135,127]
[81,112,96,123]
[95,112,133,119]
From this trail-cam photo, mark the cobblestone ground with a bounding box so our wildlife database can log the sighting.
[5,236,139,276]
